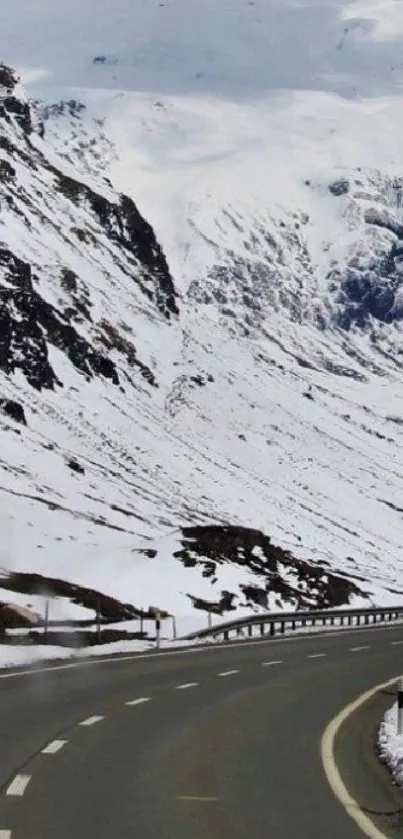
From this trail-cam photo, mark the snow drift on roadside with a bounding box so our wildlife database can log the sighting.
[378,701,403,786]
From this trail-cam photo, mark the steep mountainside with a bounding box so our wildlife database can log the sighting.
[1,0,403,632]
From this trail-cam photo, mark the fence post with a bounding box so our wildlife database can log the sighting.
[171,615,177,641]
[96,596,101,643]
[398,678,403,735]
[43,599,49,640]
[208,612,213,631]
[156,610,161,649]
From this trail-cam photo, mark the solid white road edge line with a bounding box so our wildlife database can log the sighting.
[175,682,199,690]
[6,775,31,797]
[41,740,67,754]
[79,715,104,726]
[0,623,402,681]
[125,697,151,706]
[321,673,399,839]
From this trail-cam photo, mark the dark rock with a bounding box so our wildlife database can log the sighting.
[0,66,32,134]
[0,64,17,94]
[0,249,119,390]
[67,459,85,474]
[2,96,32,134]
[336,271,400,328]
[100,320,157,386]
[41,100,85,121]
[329,179,349,196]
[187,590,237,615]
[0,398,26,425]
[0,160,15,182]
[50,168,178,319]
[365,206,403,238]
[60,268,78,294]
[189,374,205,386]
[174,525,366,612]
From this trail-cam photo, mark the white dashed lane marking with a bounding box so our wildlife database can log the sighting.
[217,670,239,677]
[79,715,104,727]
[125,697,151,706]
[308,653,327,659]
[349,646,370,652]
[6,775,31,797]
[177,796,219,802]
[175,682,199,690]
[41,740,67,755]
[261,660,283,667]
[0,831,11,838]
[391,640,403,645]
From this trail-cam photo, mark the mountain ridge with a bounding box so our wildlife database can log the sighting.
[0,0,403,632]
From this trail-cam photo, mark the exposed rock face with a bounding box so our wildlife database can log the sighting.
[0,398,26,425]
[175,525,365,612]
[0,248,119,390]
[0,65,178,392]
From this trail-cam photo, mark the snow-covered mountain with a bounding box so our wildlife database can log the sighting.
[1,0,403,635]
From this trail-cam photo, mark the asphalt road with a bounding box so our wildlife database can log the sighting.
[1,624,403,838]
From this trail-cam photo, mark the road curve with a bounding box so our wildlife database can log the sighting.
[1,624,403,838]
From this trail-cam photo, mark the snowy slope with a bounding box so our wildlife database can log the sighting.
[0,0,403,634]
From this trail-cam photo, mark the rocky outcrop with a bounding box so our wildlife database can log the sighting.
[175,525,366,611]
[0,64,178,392]
[0,398,27,425]
[0,249,118,390]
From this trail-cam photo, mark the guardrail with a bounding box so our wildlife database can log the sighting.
[182,604,403,642]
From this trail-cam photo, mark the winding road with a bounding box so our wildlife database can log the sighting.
[1,624,403,838]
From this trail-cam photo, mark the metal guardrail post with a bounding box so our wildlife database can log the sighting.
[155,610,161,649]
[398,678,403,735]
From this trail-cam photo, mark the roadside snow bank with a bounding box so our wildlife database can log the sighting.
[0,637,199,670]
[378,702,403,785]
